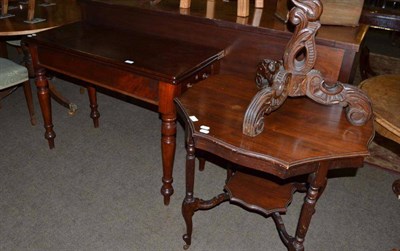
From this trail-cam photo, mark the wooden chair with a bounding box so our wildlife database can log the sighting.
[1,0,7,16]
[175,0,374,249]
[0,57,36,125]
[6,39,78,115]
[0,0,14,19]
[2,0,77,114]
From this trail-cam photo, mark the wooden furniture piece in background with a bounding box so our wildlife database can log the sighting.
[1,0,11,18]
[359,75,400,199]
[104,0,368,84]
[176,75,374,250]
[275,0,365,26]
[25,10,223,205]
[180,0,264,17]
[361,0,400,31]
[0,0,80,36]
[359,0,400,80]
[0,0,82,114]
[1,0,39,21]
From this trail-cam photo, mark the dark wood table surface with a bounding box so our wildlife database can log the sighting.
[25,21,223,205]
[0,0,81,56]
[89,0,369,84]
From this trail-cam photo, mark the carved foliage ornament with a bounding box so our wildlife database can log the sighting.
[242,0,372,137]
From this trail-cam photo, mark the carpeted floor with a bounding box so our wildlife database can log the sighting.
[1,29,399,251]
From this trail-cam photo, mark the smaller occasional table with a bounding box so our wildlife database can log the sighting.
[175,74,374,250]
[359,74,400,199]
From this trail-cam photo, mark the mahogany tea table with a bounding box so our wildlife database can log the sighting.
[175,74,374,250]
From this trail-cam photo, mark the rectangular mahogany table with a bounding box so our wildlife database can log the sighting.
[25,21,223,205]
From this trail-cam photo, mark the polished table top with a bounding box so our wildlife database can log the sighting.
[176,74,374,178]
[0,0,81,36]
[27,21,224,85]
[76,0,368,84]
[89,0,369,52]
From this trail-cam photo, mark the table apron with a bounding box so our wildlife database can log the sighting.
[36,46,160,105]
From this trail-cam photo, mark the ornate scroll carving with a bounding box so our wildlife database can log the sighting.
[242,0,372,136]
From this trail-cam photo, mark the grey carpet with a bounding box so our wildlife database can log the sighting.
[1,76,399,251]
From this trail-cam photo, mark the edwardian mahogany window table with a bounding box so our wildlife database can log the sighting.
[24,0,223,205]
[175,1,374,250]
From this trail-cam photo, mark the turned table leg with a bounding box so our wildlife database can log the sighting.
[182,137,196,249]
[393,179,400,199]
[35,68,55,149]
[289,162,329,251]
[158,82,179,205]
[87,86,100,128]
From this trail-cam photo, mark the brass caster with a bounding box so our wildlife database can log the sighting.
[30,116,37,126]
[68,103,78,116]
[183,244,190,250]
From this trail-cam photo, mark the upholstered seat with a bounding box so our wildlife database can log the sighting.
[0,57,36,125]
[5,39,79,115]
[0,57,29,89]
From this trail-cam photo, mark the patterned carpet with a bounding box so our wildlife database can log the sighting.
[354,52,400,174]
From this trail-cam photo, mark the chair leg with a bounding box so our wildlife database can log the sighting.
[198,157,205,171]
[359,46,376,80]
[393,179,400,199]
[87,86,100,128]
[21,40,78,116]
[22,80,36,125]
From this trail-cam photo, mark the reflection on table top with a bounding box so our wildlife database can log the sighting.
[87,0,369,51]
[0,0,81,36]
